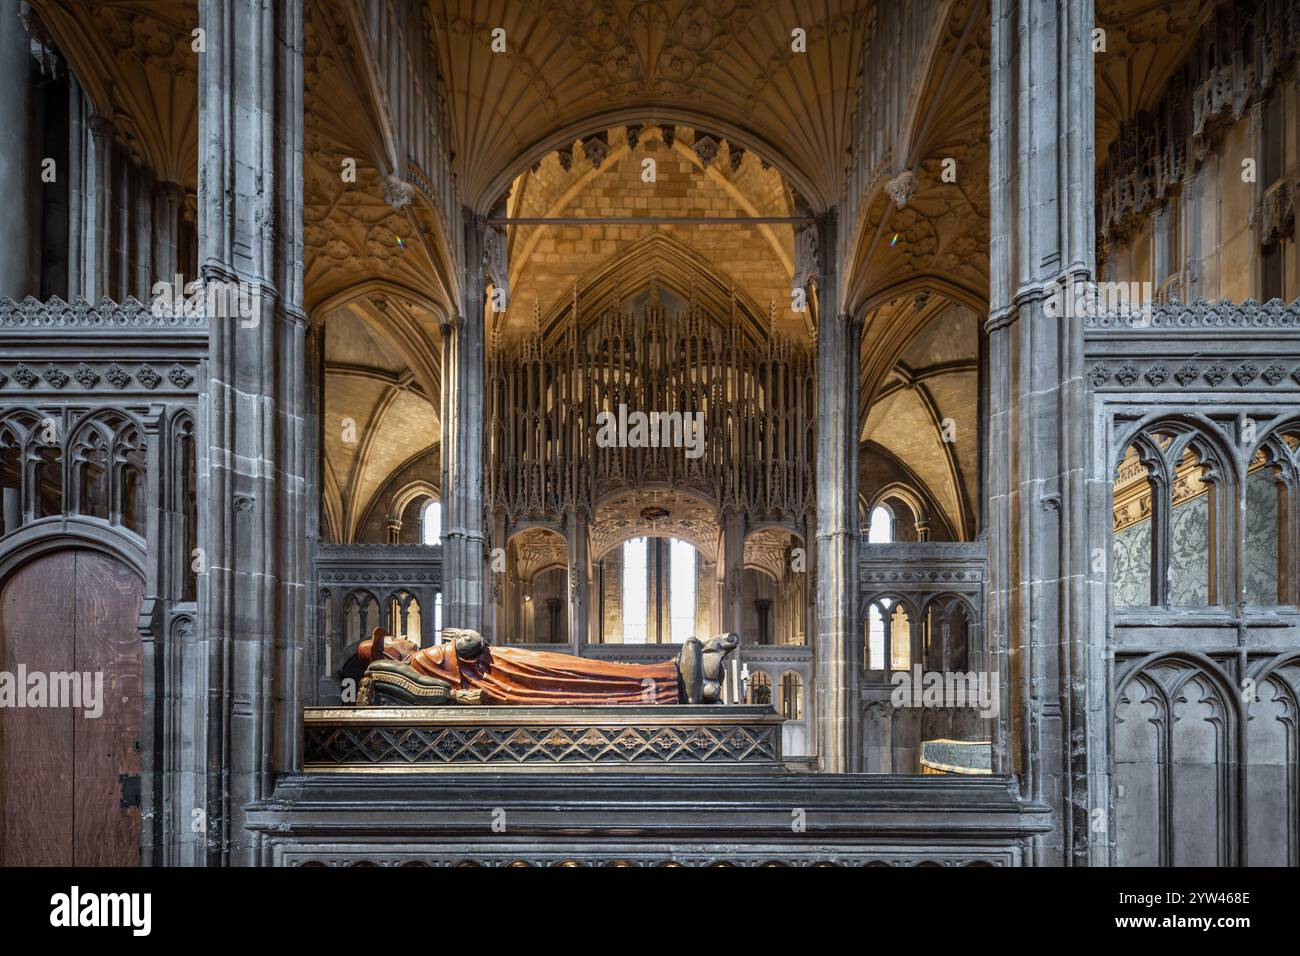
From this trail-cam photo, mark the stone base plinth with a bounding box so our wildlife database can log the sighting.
[303,704,783,772]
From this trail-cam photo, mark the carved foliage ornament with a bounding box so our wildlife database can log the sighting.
[0,295,203,329]
[1084,297,1300,329]
[1087,358,1300,389]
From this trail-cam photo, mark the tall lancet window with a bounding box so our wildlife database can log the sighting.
[668,537,697,642]
[867,505,893,668]
[421,500,441,545]
[622,537,649,643]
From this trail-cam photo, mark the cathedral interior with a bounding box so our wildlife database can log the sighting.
[0,0,1298,869]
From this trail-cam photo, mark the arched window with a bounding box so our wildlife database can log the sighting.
[866,597,912,673]
[747,669,773,705]
[1112,440,1156,607]
[1168,444,1212,604]
[421,499,441,545]
[668,537,696,643]
[868,602,887,670]
[621,537,649,643]
[612,536,699,644]
[1111,425,1226,608]
[868,503,893,543]
[1245,425,1299,607]
[865,506,899,665]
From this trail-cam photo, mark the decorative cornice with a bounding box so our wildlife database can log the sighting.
[1084,297,1300,330]
[0,295,207,330]
[1087,357,1300,390]
[0,359,200,394]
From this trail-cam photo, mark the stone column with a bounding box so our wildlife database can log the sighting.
[439,211,487,635]
[0,0,36,298]
[721,508,745,635]
[196,0,306,866]
[566,513,589,650]
[88,114,114,299]
[153,181,184,289]
[65,79,100,301]
[806,205,862,772]
[987,0,1097,865]
[133,165,155,299]
[114,145,130,299]
[814,302,862,773]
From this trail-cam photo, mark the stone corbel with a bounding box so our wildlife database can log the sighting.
[884,169,916,208]
[581,132,610,169]
[692,131,721,169]
[88,114,115,142]
[383,174,416,210]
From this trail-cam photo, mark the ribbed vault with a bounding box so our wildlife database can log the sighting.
[429,0,873,211]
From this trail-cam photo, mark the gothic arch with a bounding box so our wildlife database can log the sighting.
[390,480,439,516]
[0,521,148,584]
[474,107,829,217]
[1112,414,1237,483]
[1112,652,1241,866]
[1112,651,1241,723]
[866,483,929,536]
[534,231,778,348]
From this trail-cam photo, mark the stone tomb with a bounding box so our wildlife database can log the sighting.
[304,704,784,773]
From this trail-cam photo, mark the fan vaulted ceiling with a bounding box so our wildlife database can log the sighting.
[429,0,872,210]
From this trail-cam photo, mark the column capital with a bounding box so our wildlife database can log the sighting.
[88,114,115,140]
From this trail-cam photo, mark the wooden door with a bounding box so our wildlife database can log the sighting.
[0,549,143,866]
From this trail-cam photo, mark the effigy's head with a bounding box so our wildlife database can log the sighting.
[444,628,486,660]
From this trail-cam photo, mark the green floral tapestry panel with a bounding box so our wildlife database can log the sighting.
[1113,517,1152,607]
[1168,495,1209,605]
[1244,470,1280,605]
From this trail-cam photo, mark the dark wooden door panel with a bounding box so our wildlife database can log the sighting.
[0,549,141,867]
[0,551,76,866]
[73,551,143,867]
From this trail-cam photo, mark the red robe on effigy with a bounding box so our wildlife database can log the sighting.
[360,634,680,705]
